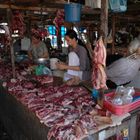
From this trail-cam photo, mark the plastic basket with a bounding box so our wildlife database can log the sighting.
[104,92,140,115]
[109,0,127,12]
[64,3,82,22]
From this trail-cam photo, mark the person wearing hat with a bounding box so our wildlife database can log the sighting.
[28,32,49,60]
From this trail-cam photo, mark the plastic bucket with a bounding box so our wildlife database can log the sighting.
[64,3,82,22]
[50,58,59,70]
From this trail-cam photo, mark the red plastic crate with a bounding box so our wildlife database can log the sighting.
[103,92,140,115]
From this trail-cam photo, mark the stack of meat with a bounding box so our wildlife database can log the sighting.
[0,61,112,140]
[92,37,108,90]
[0,62,53,85]
[0,62,13,81]
[32,75,53,85]
[6,79,112,140]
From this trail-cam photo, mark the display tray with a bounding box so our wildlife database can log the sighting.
[104,92,140,115]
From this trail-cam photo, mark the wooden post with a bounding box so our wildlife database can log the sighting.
[26,18,31,38]
[7,8,16,78]
[100,0,108,47]
[98,0,108,108]
[57,27,62,50]
[111,14,116,54]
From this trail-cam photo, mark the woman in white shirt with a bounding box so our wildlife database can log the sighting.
[64,51,83,81]
[56,29,91,82]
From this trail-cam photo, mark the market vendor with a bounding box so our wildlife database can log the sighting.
[56,29,91,82]
[106,36,140,89]
[28,31,49,60]
[13,30,31,54]
[13,31,31,62]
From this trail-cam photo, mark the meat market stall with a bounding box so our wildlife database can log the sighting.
[0,61,140,140]
[0,0,140,139]
[0,79,140,140]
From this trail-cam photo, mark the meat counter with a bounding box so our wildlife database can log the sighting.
[0,84,140,140]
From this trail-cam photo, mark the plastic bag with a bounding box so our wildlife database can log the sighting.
[112,86,135,105]
[109,0,127,12]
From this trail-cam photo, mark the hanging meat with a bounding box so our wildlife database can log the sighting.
[1,25,11,47]
[10,10,26,36]
[92,37,108,90]
[53,9,64,35]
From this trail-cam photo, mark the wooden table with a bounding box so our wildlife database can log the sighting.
[88,108,140,140]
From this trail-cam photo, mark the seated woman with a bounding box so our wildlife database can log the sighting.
[106,37,140,89]
[56,29,91,83]
[28,32,49,60]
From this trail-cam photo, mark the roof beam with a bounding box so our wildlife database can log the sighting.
[0,4,58,12]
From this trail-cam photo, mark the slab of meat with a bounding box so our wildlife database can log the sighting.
[53,10,64,36]
[33,75,53,85]
[10,10,25,36]
[92,37,108,90]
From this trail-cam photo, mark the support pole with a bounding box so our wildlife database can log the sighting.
[98,0,108,107]
[111,14,116,54]
[7,8,16,78]
[100,0,108,47]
